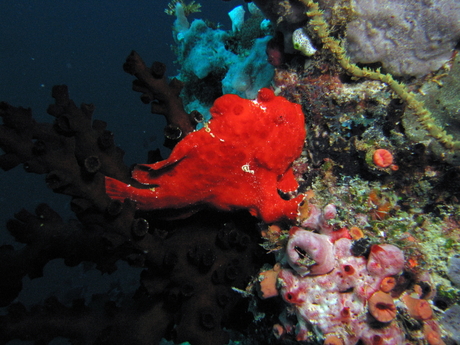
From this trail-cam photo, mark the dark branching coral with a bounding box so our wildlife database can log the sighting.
[0,53,265,345]
[124,50,198,147]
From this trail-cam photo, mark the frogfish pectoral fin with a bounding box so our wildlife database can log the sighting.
[277,167,299,193]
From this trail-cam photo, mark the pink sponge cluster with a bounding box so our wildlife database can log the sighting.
[274,223,444,344]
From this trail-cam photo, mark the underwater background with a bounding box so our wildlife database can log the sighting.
[1,0,460,344]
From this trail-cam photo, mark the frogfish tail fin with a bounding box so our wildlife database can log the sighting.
[105,176,157,210]
[105,176,135,202]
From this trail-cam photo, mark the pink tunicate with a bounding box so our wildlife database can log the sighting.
[367,244,405,277]
[286,227,335,276]
[300,204,322,230]
[323,204,337,220]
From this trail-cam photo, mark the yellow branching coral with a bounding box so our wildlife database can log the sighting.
[165,0,201,16]
[300,0,460,151]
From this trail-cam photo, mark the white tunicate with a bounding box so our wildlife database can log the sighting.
[292,28,317,56]
[228,6,245,33]
[173,3,190,41]
[248,2,261,16]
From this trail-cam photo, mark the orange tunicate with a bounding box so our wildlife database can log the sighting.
[403,232,417,242]
[368,190,380,205]
[349,226,364,240]
[424,323,446,345]
[402,294,433,320]
[371,201,391,221]
[373,149,394,168]
[298,198,312,220]
[268,224,282,235]
[324,335,344,345]
[272,324,285,339]
[380,276,396,293]
[304,189,316,200]
[258,264,281,299]
[368,291,397,322]
[408,258,419,268]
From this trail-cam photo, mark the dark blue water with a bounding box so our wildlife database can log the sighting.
[0,0,238,160]
[0,2,243,343]
[0,0,240,234]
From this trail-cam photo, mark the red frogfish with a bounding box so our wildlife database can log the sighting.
[105,88,306,223]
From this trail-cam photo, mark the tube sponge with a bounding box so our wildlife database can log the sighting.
[285,227,335,276]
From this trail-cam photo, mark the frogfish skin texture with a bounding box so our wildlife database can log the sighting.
[105,88,306,223]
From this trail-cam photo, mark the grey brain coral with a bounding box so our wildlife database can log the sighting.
[343,0,460,76]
